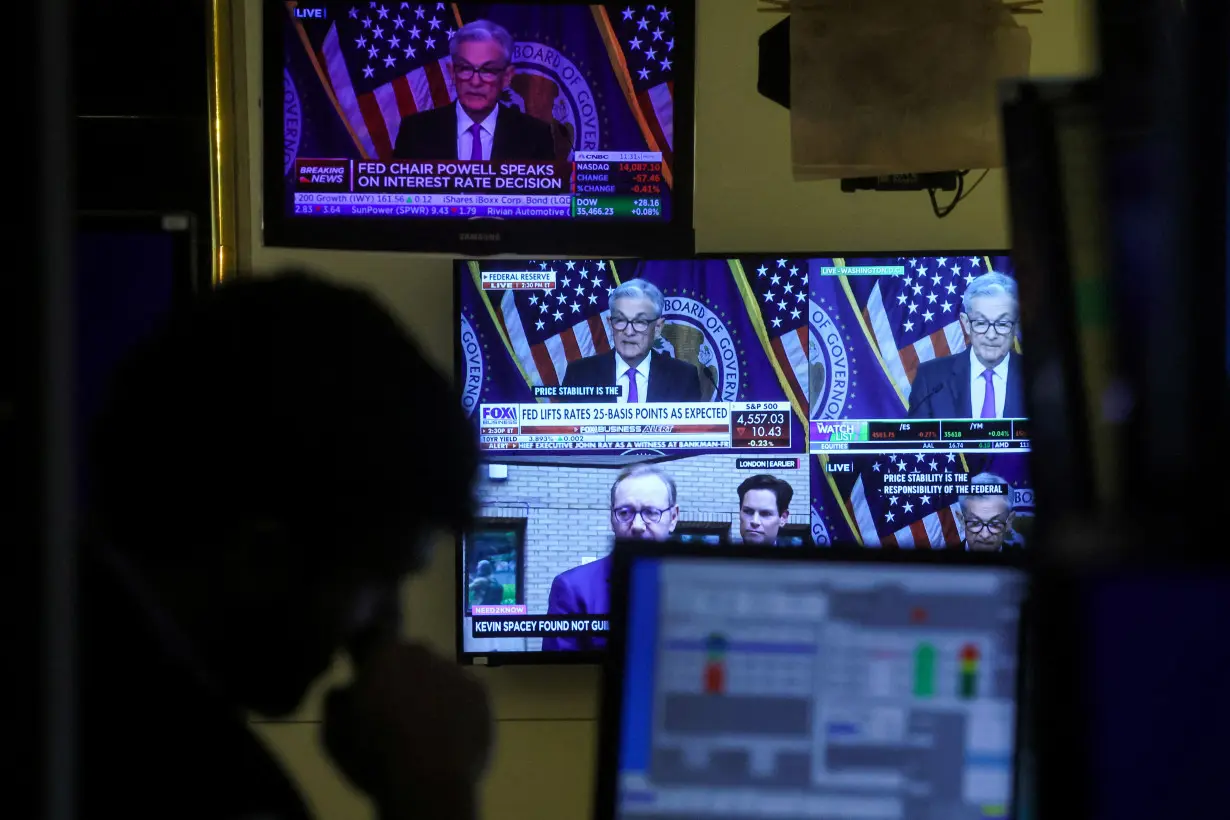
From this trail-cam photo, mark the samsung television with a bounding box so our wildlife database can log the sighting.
[264,1,696,256]
[453,251,1033,665]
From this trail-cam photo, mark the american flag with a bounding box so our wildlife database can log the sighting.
[834,453,966,549]
[317,2,459,160]
[603,4,676,169]
[740,258,809,417]
[855,256,1011,400]
[491,260,617,388]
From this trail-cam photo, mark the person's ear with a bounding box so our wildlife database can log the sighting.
[958,313,970,335]
[667,506,679,532]
[1006,511,1016,531]
[654,317,666,334]
[780,510,789,525]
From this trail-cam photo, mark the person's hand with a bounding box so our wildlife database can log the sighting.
[321,641,492,820]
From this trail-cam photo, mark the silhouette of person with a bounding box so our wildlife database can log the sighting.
[79,272,491,819]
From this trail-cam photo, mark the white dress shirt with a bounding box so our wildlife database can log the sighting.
[615,353,652,404]
[969,347,1011,418]
[456,102,499,161]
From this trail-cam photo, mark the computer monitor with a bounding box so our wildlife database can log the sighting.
[263,0,697,256]
[596,543,1028,820]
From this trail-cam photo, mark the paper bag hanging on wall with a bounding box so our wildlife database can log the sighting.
[789,0,1033,180]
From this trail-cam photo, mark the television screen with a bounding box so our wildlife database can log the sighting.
[455,252,1033,663]
[266,1,695,255]
[807,255,1032,551]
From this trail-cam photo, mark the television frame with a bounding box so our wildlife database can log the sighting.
[260,0,698,257]
[452,248,1021,666]
[592,539,1031,820]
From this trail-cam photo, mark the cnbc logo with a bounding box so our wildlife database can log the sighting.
[480,405,518,425]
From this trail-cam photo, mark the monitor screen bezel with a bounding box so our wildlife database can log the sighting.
[261,0,698,257]
[593,541,1030,820]
[452,248,1018,666]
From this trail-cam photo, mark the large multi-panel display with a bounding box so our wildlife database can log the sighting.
[455,253,1033,662]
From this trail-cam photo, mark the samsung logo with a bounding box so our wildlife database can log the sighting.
[459,232,501,242]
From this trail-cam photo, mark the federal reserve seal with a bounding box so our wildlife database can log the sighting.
[505,41,602,158]
[656,297,740,402]
[810,504,832,547]
[283,67,302,177]
[809,300,851,420]
[459,314,484,417]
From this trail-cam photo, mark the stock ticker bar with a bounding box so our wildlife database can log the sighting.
[290,151,665,219]
[809,419,1031,453]
[478,401,793,452]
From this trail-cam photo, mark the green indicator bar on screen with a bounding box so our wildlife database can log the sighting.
[572,195,662,218]
[812,420,867,442]
[913,643,936,697]
[820,265,906,277]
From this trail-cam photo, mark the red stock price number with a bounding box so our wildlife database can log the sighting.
[731,410,789,449]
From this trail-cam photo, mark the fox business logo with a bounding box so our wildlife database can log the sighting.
[808,300,851,420]
[480,405,518,425]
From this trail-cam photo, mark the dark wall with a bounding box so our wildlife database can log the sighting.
[73,0,213,274]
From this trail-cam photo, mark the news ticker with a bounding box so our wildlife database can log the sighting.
[292,193,661,219]
[810,418,1031,453]
[478,401,794,452]
[470,607,609,639]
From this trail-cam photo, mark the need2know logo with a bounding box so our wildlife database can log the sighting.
[480,405,518,425]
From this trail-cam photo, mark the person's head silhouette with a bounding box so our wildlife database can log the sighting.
[89,271,477,716]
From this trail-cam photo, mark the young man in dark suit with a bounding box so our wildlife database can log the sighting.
[737,474,794,545]
[560,278,706,403]
[390,20,555,162]
[908,272,1026,420]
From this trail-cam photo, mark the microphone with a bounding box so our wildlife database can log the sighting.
[909,381,945,412]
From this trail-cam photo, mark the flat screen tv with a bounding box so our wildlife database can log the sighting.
[264,1,696,256]
[453,252,1034,664]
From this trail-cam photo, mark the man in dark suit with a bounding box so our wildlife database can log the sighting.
[956,472,1020,552]
[737,474,794,545]
[79,273,492,818]
[560,278,706,403]
[390,20,555,162]
[908,271,1025,419]
[542,464,679,652]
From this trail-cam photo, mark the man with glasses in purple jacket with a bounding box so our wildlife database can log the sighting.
[541,463,678,651]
